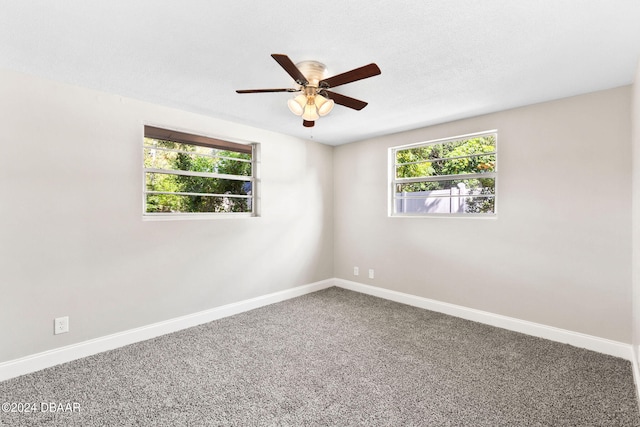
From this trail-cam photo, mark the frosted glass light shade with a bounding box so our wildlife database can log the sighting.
[302,104,319,121]
[287,94,307,116]
[287,99,303,116]
[315,95,335,116]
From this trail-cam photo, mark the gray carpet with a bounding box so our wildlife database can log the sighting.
[1,287,639,426]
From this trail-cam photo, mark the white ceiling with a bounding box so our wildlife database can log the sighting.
[1,1,639,145]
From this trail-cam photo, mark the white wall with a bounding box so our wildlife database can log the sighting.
[334,86,632,343]
[0,69,334,363]
[1,67,634,366]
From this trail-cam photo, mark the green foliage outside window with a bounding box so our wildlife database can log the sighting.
[144,138,252,213]
[395,134,496,214]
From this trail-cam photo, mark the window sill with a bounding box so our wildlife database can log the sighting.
[143,212,256,221]
[389,213,497,219]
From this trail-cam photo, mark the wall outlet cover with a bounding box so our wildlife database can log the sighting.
[54,316,69,335]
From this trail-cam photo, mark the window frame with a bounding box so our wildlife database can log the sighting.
[389,130,498,218]
[142,125,259,220]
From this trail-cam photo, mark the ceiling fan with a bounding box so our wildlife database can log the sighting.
[236,54,381,128]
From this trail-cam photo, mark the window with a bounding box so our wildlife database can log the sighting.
[143,125,256,217]
[390,131,497,216]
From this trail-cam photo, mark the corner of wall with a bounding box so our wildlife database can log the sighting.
[632,57,640,404]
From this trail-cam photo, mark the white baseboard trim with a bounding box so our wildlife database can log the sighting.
[0,279,334,382]
[335,279,633,361]
[1,278,633,383]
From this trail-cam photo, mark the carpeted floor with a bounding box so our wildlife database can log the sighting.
[1,287,639,426]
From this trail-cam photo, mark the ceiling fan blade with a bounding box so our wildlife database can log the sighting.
[271,54,309,86]
[303,120,315,128]
[323,90,368,110]
[319,63,381,89]
[236,88,299,94]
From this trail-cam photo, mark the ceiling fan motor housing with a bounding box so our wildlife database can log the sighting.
[295,61,328,88]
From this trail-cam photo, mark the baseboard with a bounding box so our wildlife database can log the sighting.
[1,278,633,383]
[0,279,335,382]
[335,279,633,361]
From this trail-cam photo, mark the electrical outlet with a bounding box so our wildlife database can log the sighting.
[54,316,69,335]
[369,269,375,279]
[354,266,359,276]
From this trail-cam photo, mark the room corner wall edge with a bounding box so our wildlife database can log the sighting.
[0,279,335,382]
[334,279,634,361]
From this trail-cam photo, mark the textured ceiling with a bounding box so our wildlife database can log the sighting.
[1,1,640,145]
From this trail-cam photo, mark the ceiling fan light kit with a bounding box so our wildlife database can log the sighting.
[236,54,381,128]
[287,85,335,120]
